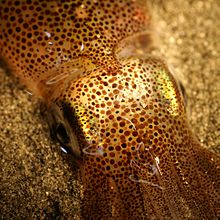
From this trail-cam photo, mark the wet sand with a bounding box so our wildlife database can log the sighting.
[0,0,219,219]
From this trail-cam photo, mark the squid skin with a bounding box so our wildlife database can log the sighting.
[0,0,219,219]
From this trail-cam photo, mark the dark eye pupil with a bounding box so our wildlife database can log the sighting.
[55,123,70,145]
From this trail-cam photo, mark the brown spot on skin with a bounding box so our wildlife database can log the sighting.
[0,0,149,99]
[0,1,220,219]
[55,57,219,219]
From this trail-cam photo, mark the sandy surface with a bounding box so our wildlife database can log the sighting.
[0,0,219,219]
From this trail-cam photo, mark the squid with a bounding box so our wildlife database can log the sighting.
[0,0,219,219]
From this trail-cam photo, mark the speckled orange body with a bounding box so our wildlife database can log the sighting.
[0,1,219,219]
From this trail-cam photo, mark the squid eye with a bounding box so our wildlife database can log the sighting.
[55,123,70,145]
[179,81,187,106]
